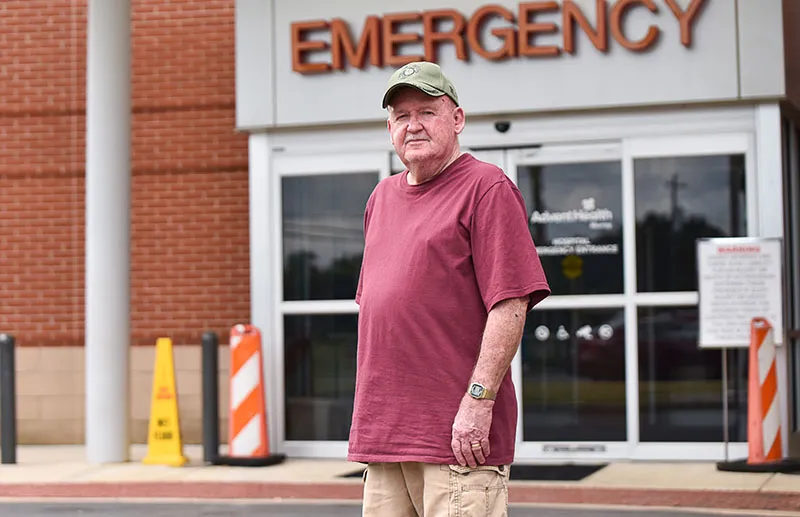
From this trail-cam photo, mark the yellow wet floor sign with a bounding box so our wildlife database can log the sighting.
[143,337,188,467]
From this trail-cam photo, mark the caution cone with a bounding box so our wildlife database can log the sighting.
[214,324,285,467]
[142,337,188,467]
[747,318,783,464]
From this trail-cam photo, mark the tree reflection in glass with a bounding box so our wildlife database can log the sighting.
[635,155,746,292]
[282,173,378,301]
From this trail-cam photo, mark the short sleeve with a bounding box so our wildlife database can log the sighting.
[470,180,550,312]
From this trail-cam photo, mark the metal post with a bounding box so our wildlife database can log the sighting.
[85,0,132,464]
[202,332,220,464]
[0,334,16,465]
[722,347,729,462]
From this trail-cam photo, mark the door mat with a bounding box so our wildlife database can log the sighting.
[509,463,607,481]
[340,469,366,478]
[338,463,607,481]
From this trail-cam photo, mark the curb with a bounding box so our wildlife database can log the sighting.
[0,482,797,512]
[508,485,800,512]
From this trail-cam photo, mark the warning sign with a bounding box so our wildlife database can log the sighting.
[697,237,784,348]
[142,337,188,467]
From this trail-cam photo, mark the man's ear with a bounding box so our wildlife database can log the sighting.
[454,107,466,135]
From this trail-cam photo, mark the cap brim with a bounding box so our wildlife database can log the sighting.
[382,82,447,109]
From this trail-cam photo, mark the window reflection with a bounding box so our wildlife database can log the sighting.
[284,314,358,441]
[638,307,747,442]
[517,162,623,295]
[282,173,377,301]
[522,308,627,442]
[390,152,404,175]
[635,155,746,292]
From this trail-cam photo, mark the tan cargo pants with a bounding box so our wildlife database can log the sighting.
[362,462,510,517]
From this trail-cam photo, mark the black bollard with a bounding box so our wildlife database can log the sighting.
[201,331,220,464]
[0,334,16,464]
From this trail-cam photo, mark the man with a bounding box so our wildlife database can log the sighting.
[349,61,550,516]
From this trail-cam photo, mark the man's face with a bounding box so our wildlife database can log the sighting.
[387,88,465,169]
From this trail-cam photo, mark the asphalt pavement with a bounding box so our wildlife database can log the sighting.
[0,502,781,517]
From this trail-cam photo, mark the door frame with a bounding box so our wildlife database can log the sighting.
[271,150,390,459]
[504,143,630,461]
[249,105,774,461]
[625,133,755,461]
[489,135,757,463]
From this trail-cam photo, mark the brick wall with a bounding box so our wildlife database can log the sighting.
[0,0,249,347]
[0,0,249,443]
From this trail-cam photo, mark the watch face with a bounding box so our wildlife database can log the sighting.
[469,384,484,397]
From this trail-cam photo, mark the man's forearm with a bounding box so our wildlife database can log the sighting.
[470,296,529,393]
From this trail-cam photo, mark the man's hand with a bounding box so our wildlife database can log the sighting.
[451,395,494,468]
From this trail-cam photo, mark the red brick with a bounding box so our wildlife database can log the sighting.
[0,0,250,348]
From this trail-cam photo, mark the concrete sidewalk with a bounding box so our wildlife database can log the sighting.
[0,445,797,513]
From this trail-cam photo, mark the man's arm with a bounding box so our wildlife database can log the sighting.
[471,295,529,393]
[451,295,530,467]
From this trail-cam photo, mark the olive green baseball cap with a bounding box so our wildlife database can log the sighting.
[381,61,459,109]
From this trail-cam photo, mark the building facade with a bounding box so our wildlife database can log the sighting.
[2,0,800,464]
[236,0,800,462]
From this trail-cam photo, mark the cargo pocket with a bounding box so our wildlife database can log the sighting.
[445,464,509,517]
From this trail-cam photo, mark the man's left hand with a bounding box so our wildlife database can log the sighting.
[451,395,494,468]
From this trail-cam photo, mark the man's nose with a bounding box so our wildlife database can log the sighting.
[407,114,423,131]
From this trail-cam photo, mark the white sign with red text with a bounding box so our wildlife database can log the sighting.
[697,237,783,348]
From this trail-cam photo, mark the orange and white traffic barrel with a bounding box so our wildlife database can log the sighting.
[747,317,783,464]
[227,323,284,463]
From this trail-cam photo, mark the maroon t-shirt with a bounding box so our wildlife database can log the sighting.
[348,153,550,465]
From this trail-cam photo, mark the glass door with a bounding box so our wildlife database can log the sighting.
[507,144,630,461]
[273,151,389,458]
[626,133,754,461]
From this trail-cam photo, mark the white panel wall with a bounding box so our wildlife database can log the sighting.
[236,0,275,129]
[274,0,737,126]
[236,0,789,129]
[737,0,785,99]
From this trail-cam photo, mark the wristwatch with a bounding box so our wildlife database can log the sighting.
[467,382,496,401]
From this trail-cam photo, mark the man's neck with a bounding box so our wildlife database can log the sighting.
[407,148,463,185]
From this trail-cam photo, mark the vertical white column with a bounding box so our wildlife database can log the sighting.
[755,103,789,457]
[249,134,281,452]
[85,0,132,464]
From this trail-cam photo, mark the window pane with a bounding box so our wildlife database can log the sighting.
[522,308,627,442]
[638,306,747,442]
[635,155,746,292]
[284,314,358,441]
[517,162,623,295]
[282,173,377,301]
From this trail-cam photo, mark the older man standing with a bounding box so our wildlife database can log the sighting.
[349,61,550,516]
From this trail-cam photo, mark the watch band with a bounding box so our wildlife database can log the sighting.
[481,387,496,400]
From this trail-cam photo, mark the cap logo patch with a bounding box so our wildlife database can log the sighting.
[401,64,419,77]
